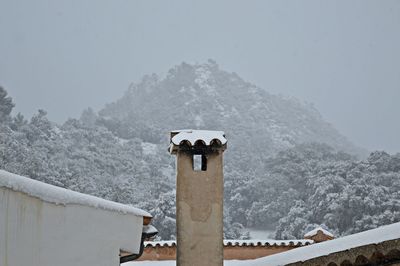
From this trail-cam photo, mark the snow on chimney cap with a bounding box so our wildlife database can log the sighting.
[169,129,227,153]
[170,129,227,145]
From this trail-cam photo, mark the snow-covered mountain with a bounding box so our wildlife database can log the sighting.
[100,60,363,158]
[2,65,398,240]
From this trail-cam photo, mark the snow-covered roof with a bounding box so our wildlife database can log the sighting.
[144,239,313,248]
[304,227,334,238]
[0,170,151,217]
[248,222,400,266]
[170,129,227,146]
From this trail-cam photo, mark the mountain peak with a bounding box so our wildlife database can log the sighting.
[100,61,364,157]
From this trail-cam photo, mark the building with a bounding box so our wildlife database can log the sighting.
[249,222,400,266]
[0,170,157,266]
[136,227,331,261]
[125,222,400,266]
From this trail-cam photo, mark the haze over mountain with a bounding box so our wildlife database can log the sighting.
[99,60,364,158]
[2,1,399,152]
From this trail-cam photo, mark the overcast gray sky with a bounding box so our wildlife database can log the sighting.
[1,0,399,152]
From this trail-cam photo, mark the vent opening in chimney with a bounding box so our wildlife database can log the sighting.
[193,154,207,171]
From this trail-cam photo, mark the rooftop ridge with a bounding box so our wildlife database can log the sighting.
[144,239,314,248]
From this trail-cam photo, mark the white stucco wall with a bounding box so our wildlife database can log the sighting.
[0,186,144,266]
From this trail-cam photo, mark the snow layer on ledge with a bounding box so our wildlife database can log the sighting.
[171,129,227,146]
[144,239,312,248]
[143,225,158,235]
[304,226,334,237]
[0,170,151,217]
[125,260,247,266]
[249,222,400,266]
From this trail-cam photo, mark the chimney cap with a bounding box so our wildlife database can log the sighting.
[169,129,227,154]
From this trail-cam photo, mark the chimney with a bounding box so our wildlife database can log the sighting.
[169,130,227,266]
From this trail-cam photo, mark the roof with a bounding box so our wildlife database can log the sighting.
[144,239,313,248]
[304,227,334,238]
[248,222,400,266]
[223,240,313,247]
[0,170,151,217]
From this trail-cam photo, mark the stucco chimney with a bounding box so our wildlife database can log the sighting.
[169,130,227,266]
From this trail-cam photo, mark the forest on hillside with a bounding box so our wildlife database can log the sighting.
[1,73,400,240]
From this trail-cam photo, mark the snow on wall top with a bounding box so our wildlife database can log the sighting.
[170,130,227,146]
[304,227,334,238]
[0,170,151,217]
[144,239,313,248]
[249,222,400,266]
[222,239,313,247]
